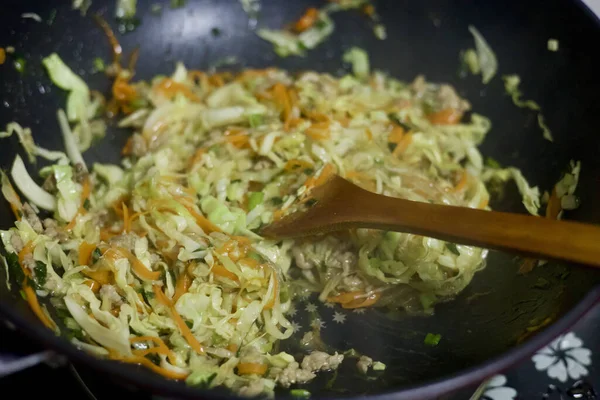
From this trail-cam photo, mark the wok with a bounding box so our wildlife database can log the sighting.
[1,0,600,398]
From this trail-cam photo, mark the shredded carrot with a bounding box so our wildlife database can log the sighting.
[181,204,221,234]
[452,170,469,192]
[173,272,192,303]
[328,290,381,309]
[100,228,119,241]
[294,7,319,33]
[227,343,239,353]
[239,257,260,269]
[188,70,210,88]
[304,121,331,141]
[342,292,381,309]
[212,264,240,282]
[110,352,189,380]
[122,136,134,156]
[130,336,178,365]
[546,188,562,220]
[128,47,140,74]
[388,125,405,144]
[208,74,225,87]
[478,197,489,209]
[427,108,463,125]
[392,132,413,157]
[154,78,201,102]
[18,241,35,269]
[270,83,292,129]
[152,285,205,354]
[327,291,365,304]
[0,48,5,65]
[122,203,131,233]
[82,268,113,285]
[152,284,172,306]
[365,128,373,141]
[109,247,162,281]
[84,279,101,293]
[237,362,268,376]
[113,77,138,103]
[264,272,279,310]
[310,163,335,188]
[23,285,56,330]
[187,148,206,169]
[362,3,375,16]
[223,134,250,148]
[284,159,313,172]
[94,14,123,65]
[79,242,97,266]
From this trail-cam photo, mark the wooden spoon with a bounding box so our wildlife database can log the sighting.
[261,175,600,267]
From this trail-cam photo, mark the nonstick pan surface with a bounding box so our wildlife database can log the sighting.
[1,0,600,398]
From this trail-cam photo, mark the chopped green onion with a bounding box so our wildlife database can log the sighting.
[248,192,264,210]
[34,262,47,286]
[424,333,442,346]
[13,57,26,74]
[93,57,105,73]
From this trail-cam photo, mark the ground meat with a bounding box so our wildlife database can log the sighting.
[99,285,123,306]
[42,174,57,193]
[356,355,373,374]
[23,203,43,234]
[436,85,471,113]
[275,361,316,388]
[10,233,24,253]
[42,218,68,242]
[130,133,148,157]
[21,253,36,275]
[342,275,364,291]
[108,233,138,251]
[301,351,344,373]
[237,380,265,397]
[253,158,272,171]
[73,163,89,184]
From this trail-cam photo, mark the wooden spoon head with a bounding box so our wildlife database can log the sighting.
[260,175,359,239]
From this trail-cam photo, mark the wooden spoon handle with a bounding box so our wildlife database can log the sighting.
[348,190,600,267]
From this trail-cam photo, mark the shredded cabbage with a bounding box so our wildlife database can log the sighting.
[343,47,370,80]
[468,26,498,84]
[0,60,544,397]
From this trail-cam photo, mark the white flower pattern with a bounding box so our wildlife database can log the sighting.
[291,321,302,334]
[352,308,365,314]
[481,375,517,400]
[532,332,592,383]
[305,302,318,313]
[332,311,346,324]
[324,302,335,309]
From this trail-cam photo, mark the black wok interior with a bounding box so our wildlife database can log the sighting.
[1,0,600,398]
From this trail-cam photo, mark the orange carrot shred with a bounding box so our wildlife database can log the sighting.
[237,362,268,376]
[427,108,463,125]
[79,242,97,266]
[293,7,319,33]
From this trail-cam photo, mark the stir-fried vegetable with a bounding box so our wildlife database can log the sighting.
[1,54,544,396]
